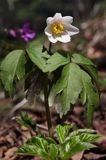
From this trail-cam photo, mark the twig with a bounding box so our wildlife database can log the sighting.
[6,98,28,120]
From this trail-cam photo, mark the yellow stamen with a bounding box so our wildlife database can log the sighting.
[52,22,64,35]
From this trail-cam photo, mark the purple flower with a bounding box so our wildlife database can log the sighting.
[18,23,36,42]
[8,23,36,42]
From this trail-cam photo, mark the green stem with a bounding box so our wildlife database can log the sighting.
[44,74,53,137]
[44,42,53,137]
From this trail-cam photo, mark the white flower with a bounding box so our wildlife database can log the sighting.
[44,13,79,43]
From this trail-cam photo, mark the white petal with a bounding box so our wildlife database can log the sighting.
[52,13,62,22]
[46,17,53,24]
[62,16,73,24]
[48,36,58,43]
[44,26,52,36]
[54,13,62,19]
[56,34,71,43]
[65,24,79,36]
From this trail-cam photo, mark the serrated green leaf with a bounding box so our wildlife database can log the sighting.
[86,84,99,126]
[59,137,96,160]
[17,144,49,159]
[83,65,99,86]
[59,129,100,159]
[71,53,99,86]
[70,128,96,137]
[0,50,25,95]
[27,136,48,151]
[80,70,99,126]
[26,136,49,159]
[66,133,100,157]
[17,112,36,131]
[17,144,38,156]
[69,129,101,143]
[66,141,96,158]
[49,144,58,160]
[26,136,55,149]
[54,63,82,115]
[26,40,47,72]
[56,124,72,144]
[54,62,99,122]
[45,52,69,72]
[78,133,101,143]
[71,53,95,66]
[18,135,58,160]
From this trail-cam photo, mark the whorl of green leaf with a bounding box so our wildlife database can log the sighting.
[17,124,101,160]
[54,60,99,125]
[26,40,70,73]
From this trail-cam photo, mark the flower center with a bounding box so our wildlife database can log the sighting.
[52,22,64,35]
